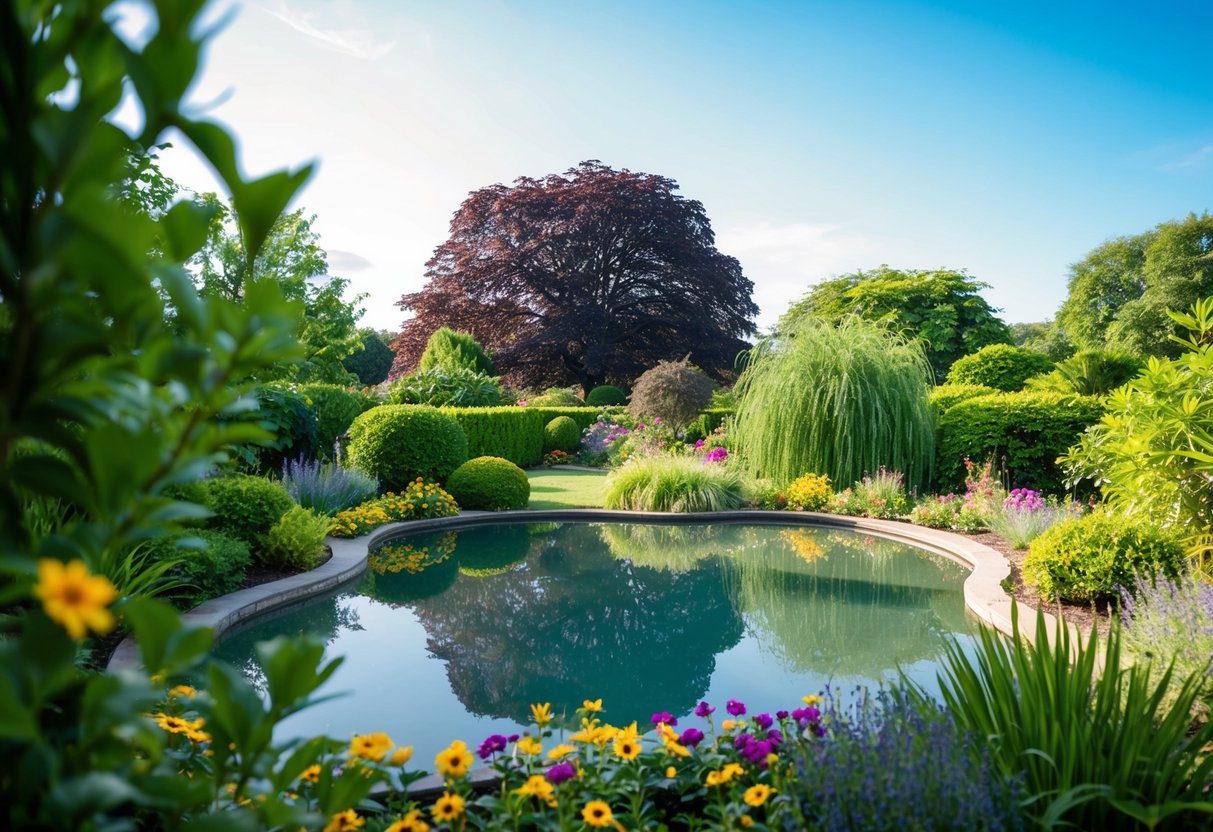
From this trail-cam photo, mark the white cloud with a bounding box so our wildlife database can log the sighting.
[1166,143,1213,171]
[263,1,395,60]
[328,249,373,271]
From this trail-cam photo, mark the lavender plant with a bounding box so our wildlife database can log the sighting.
[1121,572,1213,699]
[281,456,379,516]
[987,488,1073,549]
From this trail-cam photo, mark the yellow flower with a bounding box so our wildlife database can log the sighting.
[705,771,722,787]
[186,728,211,744]
[740,815,754,827]
[390,745,414,766]
[386,810,429,832]
[613,735,641,760]
[665,766,677,778]
[435,740,473,779]
[706,763,745,787]
[582,698,603,713]
[802,694,822,707]
[721,719,740,732]
[36,558,118,639]
[431,791,465,823]
[744,784,774,807]
[169,684,197,699]
[323,809,364,832]
[530,702,553,726]
[581,800,615,828]
[152,713,191,734]
[300,764,322,783]
[513,774,557,806]
[663,739,691,758]
[348,732,393,762]
[547,743,576,760]
[516,736,543,756]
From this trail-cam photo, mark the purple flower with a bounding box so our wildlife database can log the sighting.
[740,738,773,766]
[694,439,705,449]
[478,734,507,760]
[766,728,783,747]
[546,761,577,784]
[679,728,705,747]
[776,710,789,720]
[651,711,677,726]
[704,447,729,464]
[726,699,746,716]
[754,712,773,730]
[694,701,716,717]
[507,734,521,743]
[734,732,753,750]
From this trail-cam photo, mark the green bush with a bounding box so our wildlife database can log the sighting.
[388,366,502,407]
[245,385,320,472]
[342,328,396,385]
[543,416,581,453]
[295,383,376,456]
[684,408,734,443]
[585,384,627,406]
[927,383,1000,415]
[440,406,545,467]
[528,406,604,434]
[144,530,251,610]
[945,344,1054,392]
[1024,349,1142,397]
[936,391,1103,494]
[198,474,295,547]
[1023,510,1186,602]
[261,505,331,570]
[417,326,494,376]
[445,456,531,510]
[603,455,747,512]
[346,405,469,490]
[627,358,715,428]
[526,386,584,407]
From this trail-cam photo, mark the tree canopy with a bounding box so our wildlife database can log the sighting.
[1058,213,1213,358]
[779,266,1012,381]
[342,328,396,386]
[391,161,758,392]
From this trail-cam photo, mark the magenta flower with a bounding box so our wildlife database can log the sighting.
[477,734,507,760]
[694,701,716,717]
[679,727,705,747]
[546,761,577,784]
[650,711,677,726]
[704,447,729,464]
[776,710,789,720]
[726,699,746,716]
[754,712,773,730]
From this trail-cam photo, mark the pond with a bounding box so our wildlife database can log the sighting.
[211,521,979,760]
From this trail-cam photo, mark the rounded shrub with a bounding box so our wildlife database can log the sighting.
[586,384,627,406]
[295,383,377,455]
[928,384,1000,415]
[945,344,1054,392]
[786,473,833,511]
[346,405,469,491]
[1023,510,1186,602]
[197,474,294,547]
[144,529,251,610]
[543,416,581,453]
[526,387,584,407]
[445,456,531,510]
[628,358,715,428]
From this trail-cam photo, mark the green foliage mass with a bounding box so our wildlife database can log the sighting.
[683,408,734,443]
[198,474,295,550]
[543,416,582,453]
[342,328,395,385]
[245,384,320,471]
[1023,511,1186,603]
[936,391,1103,495]
[627,358,716,428]
[527,407,604,434]
[945,344,1055,391]
[1010,320,1075,361]
[143,530,251,610]
[603,456,748,512]
[927,384,1000,415]
[389,365,502,407]
[1024,349,1143,396]
[294,382,377,456]
[445,456,531,510]
[586,384,628,406]
[732,316,935,491]
[526,387,585,407]
[1059,213,1213,358]
[262,505,331,570]
[418,326,495,375]
[346,405,469,489]
[440,407,545,467]
[1063,297,1213,568]
[780,266,1012,381]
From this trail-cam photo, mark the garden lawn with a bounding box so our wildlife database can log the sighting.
[526,468,607,509]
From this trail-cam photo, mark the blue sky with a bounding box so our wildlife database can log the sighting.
[120,0,1213,334]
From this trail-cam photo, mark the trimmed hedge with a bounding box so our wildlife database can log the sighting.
[445,456,531,510]
[440,407,545,467]
[945,344,1054,392]
[544,416,581,453]
[685,408,734,443]
[586,385,627,406]
[936,392,1103,495]
[528,407,604,434]
[927,384,1000,415]
[347,405,469,489]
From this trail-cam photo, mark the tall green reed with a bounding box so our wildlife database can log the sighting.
[602,455,747,512]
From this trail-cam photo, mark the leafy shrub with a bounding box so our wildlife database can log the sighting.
[388,366,502,407]
[928,383,1000,415]
[603,455,747,512]
[829,468,910,519]
[945,344,1054,391]
[987,489,1075,549]
[733,315,935,492]
[525,386,583,407]
[1025,349,1142,396]
[417,326,495,376]
[1121,572,1213,701]
[261,505,331,570]
[936,391,1103,494]
[281,456,379,515]
[330,480,459,537]
[909,494,989,532]
[627,358,715,428]
[294,383,376,456]
[243,385,320,472]
[543,416,581,453]
[528,406,604,434]
[441,406,545,467]
[197,474,295,547]
[585,384,627,406]
[342,328,396,385]
[1023,510,1186,602]
[346,405,469,490]
[445,456,531,510]
[613,419,682,465]
[144,529,252,609]
[786,473,833,511]
[684,408,733,444]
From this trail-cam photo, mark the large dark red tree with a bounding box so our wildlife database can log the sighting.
[391,162,758,392]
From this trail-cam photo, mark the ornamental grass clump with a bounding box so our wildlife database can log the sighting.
[281,456,379,515]
[603,456,747,512]
[987,488,1073,549]
[329,479,460,537]
[733,315,934,492]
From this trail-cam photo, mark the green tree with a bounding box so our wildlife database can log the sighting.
[342,327,396,385]
[780,266,1012,381]
[417,326,495,376]
[1058,213,1213,357]
[1010,320,1074,361]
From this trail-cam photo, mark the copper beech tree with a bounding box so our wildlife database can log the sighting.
[391,162,758,393]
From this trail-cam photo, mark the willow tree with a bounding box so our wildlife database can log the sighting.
[732,316,935,491]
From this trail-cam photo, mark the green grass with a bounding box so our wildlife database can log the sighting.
[526,468,608,509]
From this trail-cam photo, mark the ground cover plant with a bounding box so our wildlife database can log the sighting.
[525,469,609,509]
[329,480,460,537]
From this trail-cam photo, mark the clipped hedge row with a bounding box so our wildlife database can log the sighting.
[928,384,1000,415]
[440,407,546,467]
[527,406,606,433]
[936,392,1103,495]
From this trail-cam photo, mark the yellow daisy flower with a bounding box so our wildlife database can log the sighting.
[581,800,615,828]
[348,732,393,762]
[744,784,775,807]
[36,558,118,639]
[431,791,465,823]
[434,740,473,779]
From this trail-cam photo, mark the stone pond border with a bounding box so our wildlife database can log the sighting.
[107,509,1066,674]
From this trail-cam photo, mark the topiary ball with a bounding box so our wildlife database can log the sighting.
[346,405,468,491]
[586,384,627,406]
[445,456,530,510]
[543,416,581,453]
[197,474,295,547]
